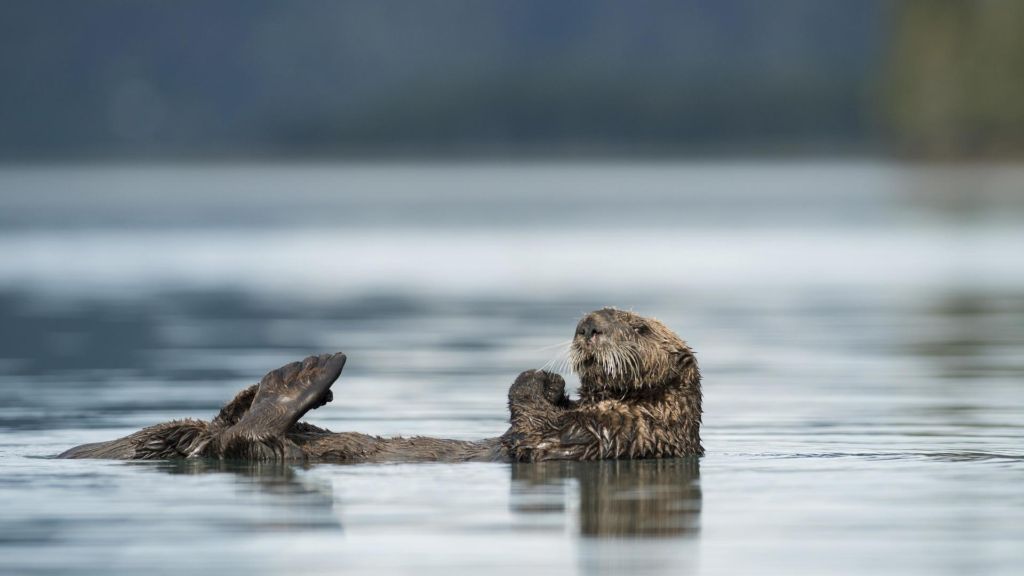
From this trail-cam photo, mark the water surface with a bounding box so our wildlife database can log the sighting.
[1,163,1022,575]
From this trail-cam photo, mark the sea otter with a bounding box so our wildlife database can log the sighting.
[59,308,703,462]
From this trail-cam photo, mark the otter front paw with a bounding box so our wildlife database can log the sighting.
[503,370,570,462]
[508,370,569,408]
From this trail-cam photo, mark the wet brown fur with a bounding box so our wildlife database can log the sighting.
[59,309,702,463]
[502,308,703,461]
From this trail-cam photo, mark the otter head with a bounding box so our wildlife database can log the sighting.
[570,308,698,395]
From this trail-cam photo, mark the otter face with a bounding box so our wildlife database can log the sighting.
[570,308,685,390]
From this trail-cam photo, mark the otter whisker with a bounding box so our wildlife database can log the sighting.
[548,353,571,376]
[618,347,636,384]
[535,339,573,351]
[539,341,574,374]
[620,346,637,384]
[568,346,583,375]
[622,348,638,383]
[560,354,575,375]
[539,353,561,372]
[605,348,619,380]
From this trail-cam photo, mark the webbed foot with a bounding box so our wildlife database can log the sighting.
[216,352,346,456]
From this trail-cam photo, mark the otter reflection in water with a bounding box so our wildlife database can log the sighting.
[133,459,343,532]
[60,308,703,463]
[130,456,701,539]
[511,458,702,537]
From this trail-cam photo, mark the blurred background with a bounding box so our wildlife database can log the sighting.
[2,0,1024,160]
[1,2,1023,576]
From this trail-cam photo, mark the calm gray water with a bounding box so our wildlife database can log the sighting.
[1,163,1023,575]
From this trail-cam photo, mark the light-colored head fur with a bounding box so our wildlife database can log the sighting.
[569,308,699,397]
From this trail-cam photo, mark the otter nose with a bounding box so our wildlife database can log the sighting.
[577,318,603,339]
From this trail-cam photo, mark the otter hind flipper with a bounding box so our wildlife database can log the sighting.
[216,352,346,454]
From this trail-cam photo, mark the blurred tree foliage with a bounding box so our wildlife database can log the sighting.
[885,0,1024,159]
[0,1,882,160]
